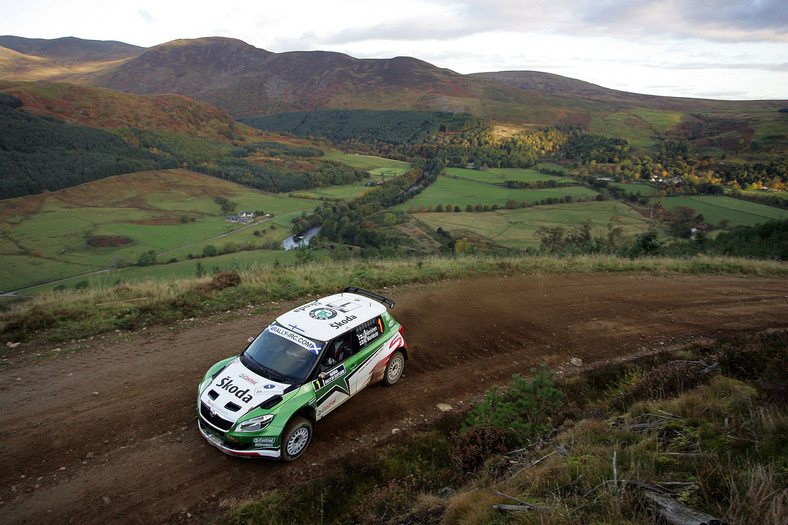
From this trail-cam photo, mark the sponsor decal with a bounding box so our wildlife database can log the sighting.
[327,300,361,313]
[310,307,338,320]
[317,397,338,417]
[239,373,258,385]
[255,384,284,396]
[267,325,321,354]
[313,364,346,390]
[216,376,254,404]
[330,314,357,330]
[253,436,276,445]
[291,300,320,313]
[356,325,380,346]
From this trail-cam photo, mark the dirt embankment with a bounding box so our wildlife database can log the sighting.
[1,274,786,524]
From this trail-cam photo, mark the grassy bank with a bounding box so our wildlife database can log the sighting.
[220,331,787,525]
[1,253,785,345]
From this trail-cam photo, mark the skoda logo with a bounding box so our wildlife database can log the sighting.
[309,307,337,320]
[210,408,217,418]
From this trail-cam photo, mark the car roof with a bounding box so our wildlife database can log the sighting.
[275,291,387,342]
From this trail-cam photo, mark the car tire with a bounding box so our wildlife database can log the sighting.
[383,350,405,386]
[281,416,313,462]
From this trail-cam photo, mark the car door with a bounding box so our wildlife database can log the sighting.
[312,332,357,419]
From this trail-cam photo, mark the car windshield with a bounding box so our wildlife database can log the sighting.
[241,323,323,384]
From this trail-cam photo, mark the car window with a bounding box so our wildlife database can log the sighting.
[243,323,322,384]
[319,332,355,371]
[354,316,384,350]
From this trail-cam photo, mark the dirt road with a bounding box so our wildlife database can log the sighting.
[1,274,786,523]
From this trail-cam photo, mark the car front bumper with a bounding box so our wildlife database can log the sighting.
[198,419,281,459]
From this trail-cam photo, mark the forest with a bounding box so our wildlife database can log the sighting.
[240,109,480,144]
[0,95,174,198]
[0,99,368,199]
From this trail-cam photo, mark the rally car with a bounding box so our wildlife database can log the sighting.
[197,287,407,461]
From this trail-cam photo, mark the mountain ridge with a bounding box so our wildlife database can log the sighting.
[5,35,784,123]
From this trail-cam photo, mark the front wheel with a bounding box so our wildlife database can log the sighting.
[383,350,405,386]
[281,416,313,461]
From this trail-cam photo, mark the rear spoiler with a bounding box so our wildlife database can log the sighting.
[343,287,395,309]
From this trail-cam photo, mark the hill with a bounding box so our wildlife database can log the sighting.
[0,35,143,82]
[0,79,263,142]
[2,36,784,156]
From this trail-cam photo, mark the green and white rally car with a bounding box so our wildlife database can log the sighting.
[197,287,408,461]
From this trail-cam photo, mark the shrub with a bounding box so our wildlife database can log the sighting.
[463,364,564,442]
[612,361,714,409]
[714,331,788,402]
[211,271,241,290]
[450,422,515,481]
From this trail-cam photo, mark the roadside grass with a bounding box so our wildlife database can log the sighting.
[220,331,788,525]
[660,195,788,227]
[1,253,786,345]
[414,201,651,250]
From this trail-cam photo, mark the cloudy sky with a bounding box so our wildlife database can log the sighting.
[2,0,786,100]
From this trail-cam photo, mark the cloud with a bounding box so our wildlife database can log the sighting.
[138,9,154,23]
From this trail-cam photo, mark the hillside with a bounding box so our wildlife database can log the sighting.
[0,35,143,82]
[0,80,263,142]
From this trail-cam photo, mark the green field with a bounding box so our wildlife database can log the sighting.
[15,247,316,296]
[0,169,322,291]
[445,167,569,184]
[322,151,410,177]
[608,181,661,195]
[661,195,788,227]
[415,200,651,250]
[394,175,599,211]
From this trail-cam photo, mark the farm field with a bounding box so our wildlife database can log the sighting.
[445,167,569,184]
[394,174,600,211]
[661,195,788,227]
[18,246,314,296]
[608,181,661,195]
[322,151,410,178]
[413,200,650,250]
[0,169,320,292]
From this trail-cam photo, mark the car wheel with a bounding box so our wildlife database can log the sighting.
[383,350,405,386]
[281,416,312,462]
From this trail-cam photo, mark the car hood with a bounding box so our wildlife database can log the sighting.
[199,358,289,425]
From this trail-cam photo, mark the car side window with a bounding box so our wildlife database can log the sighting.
[354,316,384,350]
[320,332,355,370]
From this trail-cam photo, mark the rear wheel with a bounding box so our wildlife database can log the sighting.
[383,350,405,386]
[281,416,312,461]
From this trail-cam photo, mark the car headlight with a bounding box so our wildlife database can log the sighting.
[236,414,275,433]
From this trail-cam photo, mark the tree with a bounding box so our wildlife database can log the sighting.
[454,237,473,255]
[383,213,397,227]
[136,250,157,266]
[537,226,566,254]
[624,229,663,259]
[203,244,218,257]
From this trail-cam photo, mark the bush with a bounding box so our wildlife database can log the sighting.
[210,271,241,290]
[714,331,788,402]
[450,423,515,481]
[463,364,564,442]
[611,361,715,409]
